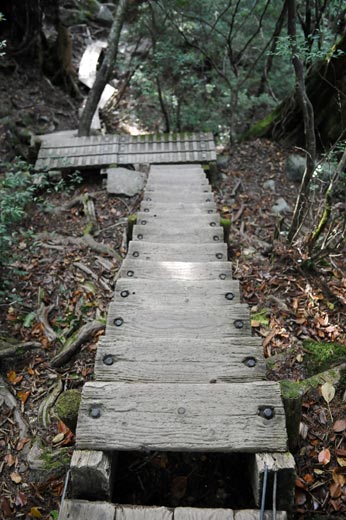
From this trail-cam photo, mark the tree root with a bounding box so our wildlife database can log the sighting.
[37,379,63,428]
[0,339,41,359]
[38,303,57,343]
[37,232,121,261]
[0,375,29,438]
[51,320,105,368]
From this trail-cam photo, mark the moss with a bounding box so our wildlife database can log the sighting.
[220,218,231,243]
[127,214,137,242]
[41,447,70,471]
[55,389,81,433]
[242,106,281,140]
[303,340,346,375]
[280,379,303,400]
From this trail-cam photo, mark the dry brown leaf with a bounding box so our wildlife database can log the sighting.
[10,472,22,484]
[171,475,188,499]
[333,467,346,486]
[337,457,346,468]
[333,419,346,432]
[330,482,342,499]
[321,382,335,404]
[318,447,331,465]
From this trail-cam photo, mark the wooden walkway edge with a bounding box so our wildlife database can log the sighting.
[58,164,295,519]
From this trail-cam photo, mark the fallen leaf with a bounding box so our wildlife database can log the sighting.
[314,469,324,475]
[15,491,28,507]
[0,496,12,517]
[10,472,22,484]
[17,390,30,404]
[337,457,346,468]
[303,473,314,484]
[321,382,335,404]
[333,419,346,432]
[4,453,16,467]
[52,433,65,445]
[7,370,23,385]
[318,447,331,465]
[251,320,261,327]
[171,475,188,499]
[295,489,307,505]
[16,438,30,451]
[295,476,307,489]
[336,448,346,457]
[296,353,304,363]
[30,507,43,518]
[330,482,342,498]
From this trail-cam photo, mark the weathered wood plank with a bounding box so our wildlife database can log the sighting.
[117,260,233,281]
[58,499,115,520]
[105,303,250,338]
[249,452,295,511]
[127,242,227,262]
[70,450,115,500]
[76,381,288,452]
[174,508,234,520]
[139,202,217,214]
[148,173,207,182]
[145,183,211,193]
[132,225,223,243]
[116,506,173,519]
[234,512,287,520]
[136,213,221,226]
[94,336,265,383]
[143,192,214,203]
[113,278,240,305]
[146,178,209,187]
[117,151,216,164]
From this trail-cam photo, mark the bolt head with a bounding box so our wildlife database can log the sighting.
[208,210,213,214]
[114,317,123,327]
[244,357,256,368]
[137,234,143,240]
[133,252,139,257]
[234,319,244,329]
[120,290,129,298]
[141,220,147,225]
[225,292,234,301]
[146,197,152,201]
[210,222,216,227]
[89,406,101,419]
[216,253,223,259]
[213,236,220,241]
[127,270,134,277]
[103,355,114,366]
[178,407,186,415]
[259,407,274,420]
[219,274,226,280]
[144,208,149,213]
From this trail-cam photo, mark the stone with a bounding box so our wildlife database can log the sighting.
[217,155,230,170]
[96,5,114,26]
[263,179,275,192]
[286,154,306,182]
[271,198,290,214]
[107,167,146,196]
[55,389,81,433]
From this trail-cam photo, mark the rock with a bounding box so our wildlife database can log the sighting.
[263,179,275,192]
[27,442,45,471]
[217,155,230,170]
[27,441,70,480]
[107,167,146,196]
[55,389,81,433]
[96,5,114,26]
[272,197,291,214]
[286,154,306,182]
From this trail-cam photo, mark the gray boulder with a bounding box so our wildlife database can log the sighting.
[286,154,306,182]
[107,167,146,196]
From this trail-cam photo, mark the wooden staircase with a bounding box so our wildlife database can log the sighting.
[58,164,295,519]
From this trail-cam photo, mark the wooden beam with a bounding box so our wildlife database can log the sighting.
[132,225,224,244]
[58,499,115,520]
[117,260,233,281]
[126,241,227,262]
[70,450,116,500]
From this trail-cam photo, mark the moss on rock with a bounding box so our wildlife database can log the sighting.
[304,340,346,375]
[55,389,81,433]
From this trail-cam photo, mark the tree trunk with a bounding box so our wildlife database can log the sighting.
[78,0,128,137]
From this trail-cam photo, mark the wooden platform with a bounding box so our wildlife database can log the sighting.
[35,132,216,170]
[59,164,294,519]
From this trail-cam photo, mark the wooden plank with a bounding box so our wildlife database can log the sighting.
[116,506,173,519]
[136,213,221,226]
[70,450,115,500]
[150,164,203,171]
[146,183,211,193]
[132,225,223,243]
[146,176,208,185]
[117,260,233,281]
[117,151,216,164]
[174,508,234,520]
[105,303,250,338]
[113,278,240,305]
[94,336,265,383]
[148,173,207,182]
[126,241,227,262]
[139,202,217,215]
[142,192,215,203]
[75,381,288,452]
[58,500,115,520]
[234,512,287,520]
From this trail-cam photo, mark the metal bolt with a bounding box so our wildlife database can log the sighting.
[213,236,219,241]
[120,290,129,298]
[137,234,143,240]
[219,274,226,280]
[103,355,114,366]
[127,270,134,277]
[114,317,124,327]
[144,208,149,213]
[89,406,101,419]
[208,210,213,214]
[178,407,186,415]
[206,198,211,202]
[141,220,147,225]
[210,222,216,227]
[234,319,244,329]
[133,251,139,257]
[225,292,234,301]
[146,197,152,201]
[259,407,274,420]
[244,357,257,368]
[216,253,223,259]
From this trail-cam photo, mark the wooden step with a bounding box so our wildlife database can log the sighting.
[59,501,288,520]
[146,183,211,192]
[136,213,220,226]
[132,225,223,244]
[134,217,220,229]
[146,178,210,188]
[113,278,240,305]
[105,303,250,338]
[94,336,265,383]
[127,241,227,262]
[117,260,233,281]
[140,202,217,214]
[75,381,287,452]
[143,192,214,203]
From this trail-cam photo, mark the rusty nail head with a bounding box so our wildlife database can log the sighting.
[234,319,244,329]
[114,317,123,327]
[133,252,139,257]
[127,270,134,277]
[103,355,114,366]
[120,290,129,298]
[225,292,234,300]
[89,406,101,419]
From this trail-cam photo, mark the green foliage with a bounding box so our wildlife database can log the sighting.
[304,340,346,374]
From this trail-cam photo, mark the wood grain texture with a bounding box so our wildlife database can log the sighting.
[139,202,217,214]
[58,499,115,520]
[70,450,114,500]
[117,260,233,281]
[94,336,265,383]
[105,302,250,338]
[76,381,287,452]
[126,241,227,263]
[142,192,215,203]
[113,278,240,305]
[132,225,223,244]
[116,506,173,519]
[146,179,209,188]
[234,512,287,520]
[174,508,234,519]
[136,213,221,226]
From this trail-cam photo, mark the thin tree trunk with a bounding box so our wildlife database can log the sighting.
[156,76,170,133]
[78,0,128,136]
[287,0,316,243]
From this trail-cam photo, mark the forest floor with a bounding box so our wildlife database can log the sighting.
[1,63,346,520]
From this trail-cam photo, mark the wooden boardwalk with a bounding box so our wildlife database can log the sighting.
[59,164,295,519]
